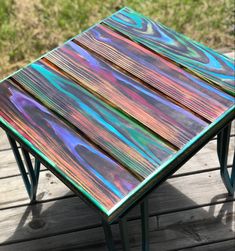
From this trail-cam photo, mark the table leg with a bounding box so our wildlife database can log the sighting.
[217,123,234,195]
[7,134,41,202]
[102,220,116,251]
[141,199,150,251]
[119,216,130,251]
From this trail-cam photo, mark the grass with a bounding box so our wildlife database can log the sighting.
[0,0,234,80]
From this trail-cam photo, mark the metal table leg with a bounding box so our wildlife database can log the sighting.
[141,199,150,251]
[217,123,234,195]
[7,134,41,202]
[119,216,130,251]
[102,220,116,251]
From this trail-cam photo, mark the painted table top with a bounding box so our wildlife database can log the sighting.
[0,7,234,222]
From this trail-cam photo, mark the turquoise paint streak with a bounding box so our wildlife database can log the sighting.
[29,62,173,169]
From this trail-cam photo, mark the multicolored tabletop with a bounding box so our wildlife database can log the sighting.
[0,7,234,222]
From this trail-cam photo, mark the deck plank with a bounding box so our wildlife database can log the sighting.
[0,201,233,250]
[0,129,10,151]
[180,239,235,251]
[0,169,233,225]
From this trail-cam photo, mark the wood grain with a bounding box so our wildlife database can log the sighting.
[45,41,208,148]
[0,80,140,211]
[183,240,235,251]
[12,60,175,178]
[77,25,234,122]
[0,135,234,179]
[1,201,234,250]
[0,176,233,249]
[104,7,235,96]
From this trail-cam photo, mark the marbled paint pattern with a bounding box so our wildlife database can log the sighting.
[13,60,175,178]
[77,25,234,122]
[0,80,140,210]
[45,41,208,148]
[104,7,235,95]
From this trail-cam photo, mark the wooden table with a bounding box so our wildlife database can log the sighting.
[0,7,234,251]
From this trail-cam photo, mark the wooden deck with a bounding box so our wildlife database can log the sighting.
[0,125,234,251]
[0,53,234,251]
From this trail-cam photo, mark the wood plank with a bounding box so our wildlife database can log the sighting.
[0,128,21,151]
[0,150,44,179]
[175,136,234,175]
[0,170,72,209]
[77,25,234,122]
[0,80,140,212]
[104,7,235,96]
[0,150,21,178]
[180,239,235,251]
[0,201,233,250]
[12,61,177,179]
[44,42,208,148]
[0,129,11,151]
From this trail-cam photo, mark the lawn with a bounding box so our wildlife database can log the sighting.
[0,0,234,79]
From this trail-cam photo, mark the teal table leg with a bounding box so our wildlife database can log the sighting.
[7,134,41,203]
[217,123,234,195]
[119,216,130,251]
[141,199,150,251]
[102,220,116,251]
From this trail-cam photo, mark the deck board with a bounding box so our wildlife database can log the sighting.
[0,201,234,250]
[1,168,233,225]
[181,239,235,251]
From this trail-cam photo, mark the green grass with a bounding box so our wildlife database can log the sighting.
[0,0,234,79]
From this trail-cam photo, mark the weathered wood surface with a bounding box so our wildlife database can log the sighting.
[180,239,235,251]
[0,200,234,250]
